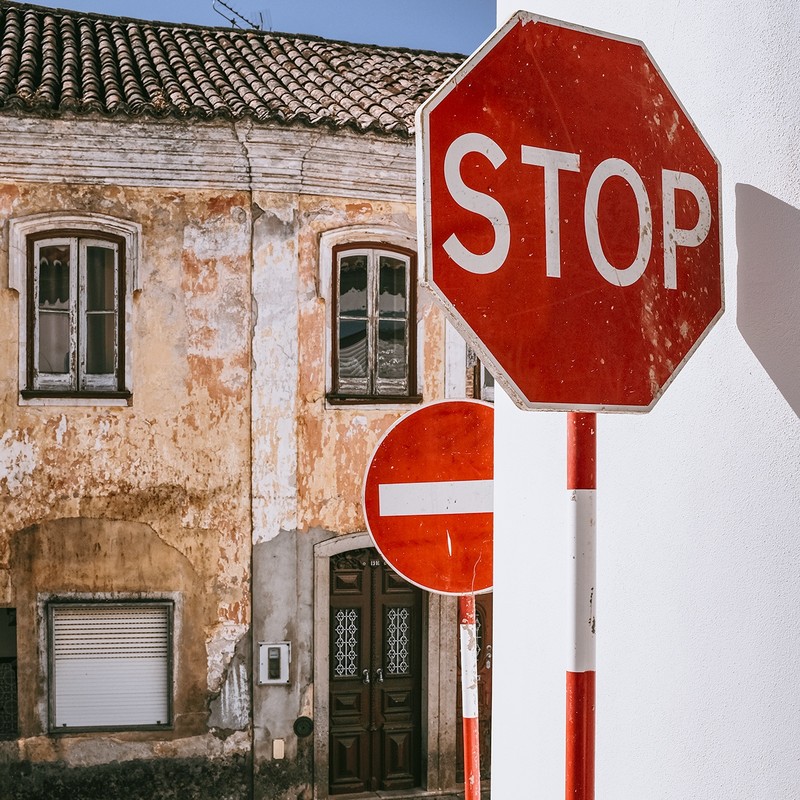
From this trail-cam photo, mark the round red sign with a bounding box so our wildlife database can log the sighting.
[417,13,723,412]
[363,401,493,595]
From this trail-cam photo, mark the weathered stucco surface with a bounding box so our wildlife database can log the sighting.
[0,182,253,769]
[250,192,446,543]
[248,192,448,799]
[0,113,452,799]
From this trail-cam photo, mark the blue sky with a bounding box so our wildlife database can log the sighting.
[30,0,496,53]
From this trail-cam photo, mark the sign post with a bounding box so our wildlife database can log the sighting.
[363,400,493,800]
[566,412,596,799]
[459,593,481,800]
[416,11,723,799]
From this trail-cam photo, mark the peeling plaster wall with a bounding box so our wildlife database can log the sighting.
[249,190,449,546]
[249,192,448,798]
[293,195,446,535]
[0,181,253,776]
[0,113,447,798]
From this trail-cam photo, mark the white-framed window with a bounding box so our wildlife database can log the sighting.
[8,212,141,405]
[328,242,419,404]
[30,234,123,393]
[48,602,172,731]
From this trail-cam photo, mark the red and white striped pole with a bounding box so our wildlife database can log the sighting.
[459,593,481,800]
[566,412,596,800]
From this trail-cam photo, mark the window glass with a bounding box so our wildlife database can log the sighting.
[37,243,72,376]
[38,244,71,308]
[378,256,406,318]
[86,315,116,374]
[85,246,115,311]
[339,319,369,379]
[332,245,416,401]
[38,313,71,375]
[339,255,368,316]
[85,245,117,375]
[377,320,406,380]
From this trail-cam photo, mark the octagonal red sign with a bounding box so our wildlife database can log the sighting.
[417,12,723,412]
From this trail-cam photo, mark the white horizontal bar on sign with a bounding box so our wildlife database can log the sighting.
[379,479,493,517]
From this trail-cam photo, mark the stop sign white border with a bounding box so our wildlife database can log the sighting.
[416,11,724,414]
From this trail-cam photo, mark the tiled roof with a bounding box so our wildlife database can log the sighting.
[0,1,463,136]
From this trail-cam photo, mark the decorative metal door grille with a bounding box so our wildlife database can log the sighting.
[333,609,359,677]
[386,607,411,675]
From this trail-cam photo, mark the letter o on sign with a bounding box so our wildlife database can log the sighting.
[584,158,653,287]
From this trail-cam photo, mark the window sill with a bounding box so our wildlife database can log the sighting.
[20,389,132,407]
[326,393,423,407]
[48,724,172,735]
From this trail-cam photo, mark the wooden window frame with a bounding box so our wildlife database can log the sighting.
[9,212,140,407]
[327,242,421,405]
[22,229,129,401]
[47,600,174,734]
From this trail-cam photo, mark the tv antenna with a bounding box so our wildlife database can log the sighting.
[211,0,264,30]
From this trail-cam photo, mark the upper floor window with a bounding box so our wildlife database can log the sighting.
[29,233,124,394]
[329,243,419,403]
[9,212,140,405]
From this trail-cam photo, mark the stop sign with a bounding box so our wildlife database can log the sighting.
[417,12,723,412]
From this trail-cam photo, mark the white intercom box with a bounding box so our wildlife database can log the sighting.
[258,641,291,684]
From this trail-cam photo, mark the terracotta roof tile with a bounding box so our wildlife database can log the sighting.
[0,0,463,136]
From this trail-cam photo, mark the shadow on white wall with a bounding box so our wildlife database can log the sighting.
[736,183,800,417]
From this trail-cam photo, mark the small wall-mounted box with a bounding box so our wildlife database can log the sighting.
[258,641,291,684]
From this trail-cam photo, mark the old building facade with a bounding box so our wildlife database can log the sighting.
[0,3,483,798]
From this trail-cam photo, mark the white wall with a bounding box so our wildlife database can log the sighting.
[492,2,800,798]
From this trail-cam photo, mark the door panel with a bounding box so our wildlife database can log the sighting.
[330,549,423,795]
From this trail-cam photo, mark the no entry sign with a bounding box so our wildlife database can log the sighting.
[363,400,493,595]
[417,12,723,412]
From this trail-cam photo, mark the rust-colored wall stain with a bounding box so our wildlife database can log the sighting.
[291,196,447,533]
[1,173,447,790]
[0,183,253,751]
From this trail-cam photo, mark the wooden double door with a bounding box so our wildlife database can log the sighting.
[329,548,423,795]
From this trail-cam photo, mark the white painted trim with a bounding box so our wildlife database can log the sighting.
[0,118,416,201]
[568,488,596,673]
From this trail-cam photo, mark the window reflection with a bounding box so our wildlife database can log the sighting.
[378,320,406,380]
[378,256,406,318]
[37,244,71,375]
[339,255,368,315]
[339,320,368,379]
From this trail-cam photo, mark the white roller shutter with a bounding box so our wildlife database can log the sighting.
[51,604,171,729]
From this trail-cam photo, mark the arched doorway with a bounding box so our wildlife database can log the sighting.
[313,532,458,800]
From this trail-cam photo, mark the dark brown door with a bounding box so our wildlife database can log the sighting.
[456,592,493,782]
[329,548,423,795]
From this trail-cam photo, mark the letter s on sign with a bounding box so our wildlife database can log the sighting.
[443,133,510,275]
